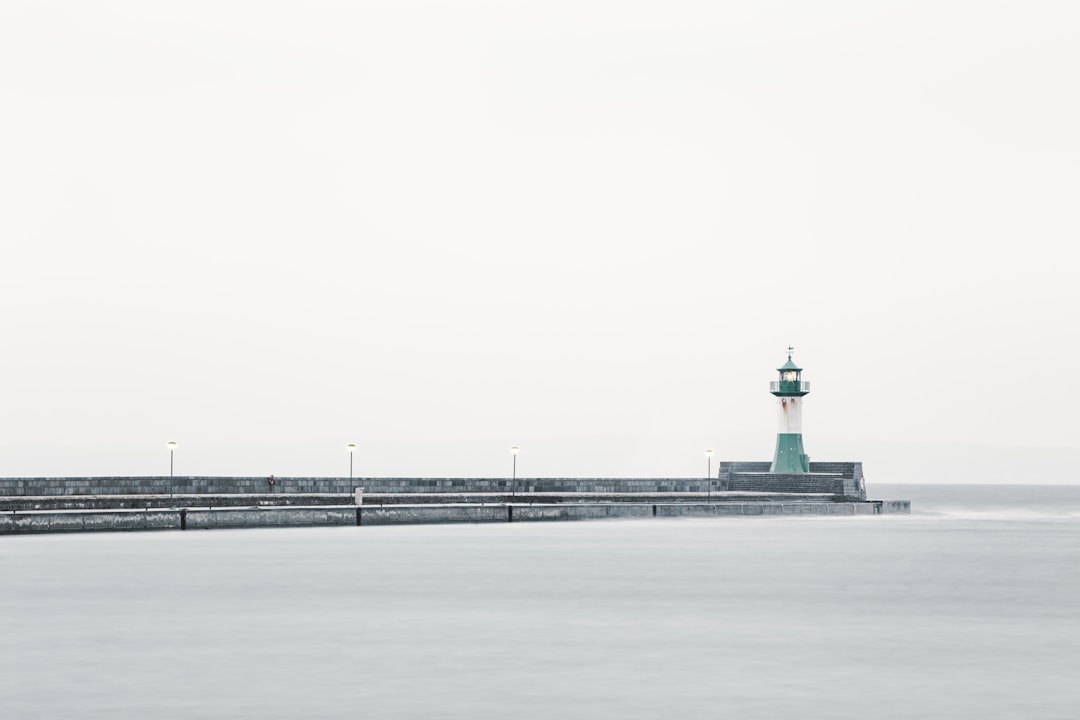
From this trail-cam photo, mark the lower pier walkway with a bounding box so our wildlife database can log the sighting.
[0,491,910,535]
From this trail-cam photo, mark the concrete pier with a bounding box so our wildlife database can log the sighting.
[0,499,911,535]
[0,475,909,535]
[0,470,870,498]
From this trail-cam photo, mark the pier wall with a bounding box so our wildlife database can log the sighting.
[0,471,866,498]
[0,500,910,535]
[0,477,724,497]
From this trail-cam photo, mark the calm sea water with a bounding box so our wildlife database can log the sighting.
[2,484,1079,719]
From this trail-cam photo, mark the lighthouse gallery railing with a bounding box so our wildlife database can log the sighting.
[769,381,811,393]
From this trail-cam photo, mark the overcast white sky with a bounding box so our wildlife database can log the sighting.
[1,1,1077,482]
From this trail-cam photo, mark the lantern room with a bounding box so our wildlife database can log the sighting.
[770,348,810,398]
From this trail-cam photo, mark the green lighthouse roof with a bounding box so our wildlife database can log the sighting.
[777,349,803,371]
[778,358,801,371]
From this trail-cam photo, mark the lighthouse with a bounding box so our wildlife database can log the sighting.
[770,347,811,473]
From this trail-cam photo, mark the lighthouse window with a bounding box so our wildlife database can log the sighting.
[782,371,797,381]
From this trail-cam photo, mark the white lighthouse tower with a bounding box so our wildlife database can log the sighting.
[770,347,811,474]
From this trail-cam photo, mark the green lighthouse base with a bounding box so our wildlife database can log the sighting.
[771,433,809,473]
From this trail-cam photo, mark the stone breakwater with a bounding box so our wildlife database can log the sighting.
[0,500,911,535]
[0,465,869,499]
[0,471,908,535]
[0,477,727,496]
[0,492,849,512]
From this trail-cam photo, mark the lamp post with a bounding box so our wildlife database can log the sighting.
[705,449,713,499]
[347,443,356,479]
[167,441,177,498]
[510,446,519,497]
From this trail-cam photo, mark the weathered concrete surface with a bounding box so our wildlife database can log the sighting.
[717,461,867,498]
[513,504,654,522]
[0,510,181,534]
[0,494,354,512]
[1,491,845,512]
[1,499,911,535]
[185,507,355,530]
[0,470,872,500]
[358,505,508,525]
[0,477,727,496]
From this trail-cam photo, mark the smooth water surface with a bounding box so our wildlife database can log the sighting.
[2,484,1079,719]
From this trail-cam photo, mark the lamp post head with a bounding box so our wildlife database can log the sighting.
[167,441,177,451]
[347,443,356,453]
[510,446,519,455]
[705,449,713,458]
